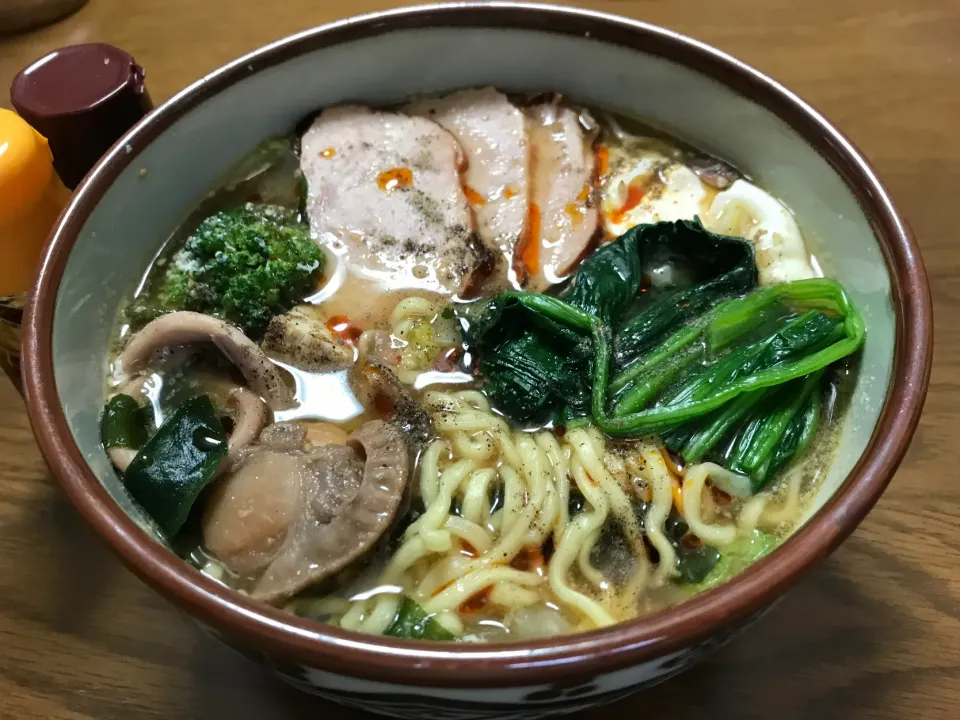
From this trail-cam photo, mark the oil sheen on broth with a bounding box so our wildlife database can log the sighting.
[101,89,863,643]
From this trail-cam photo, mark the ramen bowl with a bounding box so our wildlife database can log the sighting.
[22,3,931,718]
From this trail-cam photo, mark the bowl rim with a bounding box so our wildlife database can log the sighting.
[22,1,932,689]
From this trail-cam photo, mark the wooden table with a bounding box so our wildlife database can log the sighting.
[1,1,957,718]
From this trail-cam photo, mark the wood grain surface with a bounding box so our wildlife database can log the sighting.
[1,1,957,718]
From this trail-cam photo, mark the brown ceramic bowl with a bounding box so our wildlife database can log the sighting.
[21,3,931,718]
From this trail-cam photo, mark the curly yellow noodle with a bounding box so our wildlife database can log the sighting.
[639,446,678,586]
[341,388,768,636]
[536,433,570,539]
[490,582,541,608]
[499,465,526,536]
[418,439,447,507]
[443,515,493,554]
[460,467,497,526]
[576,527,607,589]
[422,568,543,614]
[568,429,651,600]
[682,463,739,547]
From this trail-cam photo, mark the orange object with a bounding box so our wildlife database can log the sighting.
[326,315,363,345]
[672,477,685,516]
[608,179,647,226]
[377,167,413,191]
[463,185,486,205]
[459,586,492,614]
[518,202,541,275]
[510,546,545,574]
[0,109,69,297]
[596,146,610,177]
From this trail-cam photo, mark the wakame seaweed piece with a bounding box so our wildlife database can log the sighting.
[664,510,722,584]
[384,597,456,640]
[100,394,150,449]
[592,278,865,437]
[122,395,227,537]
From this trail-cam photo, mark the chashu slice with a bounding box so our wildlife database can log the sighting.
[520,102,599,292]
[406,88,529,279]
[300,105,483,296]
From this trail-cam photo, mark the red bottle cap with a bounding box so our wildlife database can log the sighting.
[10,43,153,190]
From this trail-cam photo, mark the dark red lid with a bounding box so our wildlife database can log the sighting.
[10,43,153,190]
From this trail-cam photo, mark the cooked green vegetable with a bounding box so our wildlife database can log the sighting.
[688,530,779,592]
[720,370,824,492]
[121,395,227,537]
[592,279,863,438]
[384,597,457,641]
[463,220,756,424]
[665,510,722,583]
[100,394,150,449]
[769,375,822,473]
[669,388,771,464]
[464,277,861,439]
[599,219,757,366]
[462,292,595,423]
[460,218,864,492]
[127,203,324,337]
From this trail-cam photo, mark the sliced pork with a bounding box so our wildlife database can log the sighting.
[406,88,529,271]
[520,103,599,291]
[300,105,483,296]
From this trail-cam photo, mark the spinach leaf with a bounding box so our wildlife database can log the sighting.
[459,216,865,479]
[769,375,822,472]
[480,333,587,423]
[384,597,456,641]
[609,218,758,366]
[595,278,864,438]
[466,220,756,425]
[564,226,642,325]
[723,370,823,491]
[122,395,227,537]
[463,293,595,423]
[669,388,771,463]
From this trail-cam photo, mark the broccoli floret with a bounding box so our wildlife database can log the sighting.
[129,203,323,337]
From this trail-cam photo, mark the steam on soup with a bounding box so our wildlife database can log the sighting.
[101,89,863,642]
